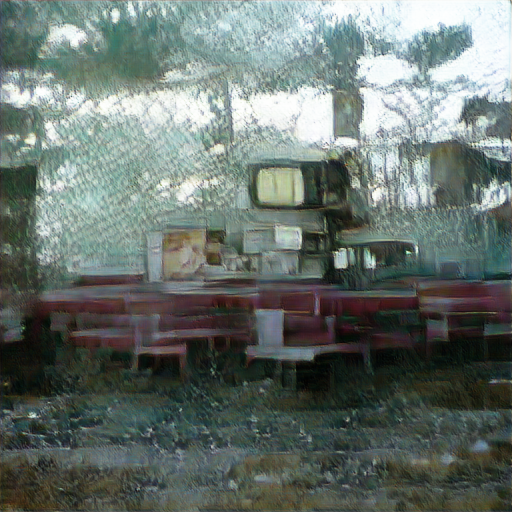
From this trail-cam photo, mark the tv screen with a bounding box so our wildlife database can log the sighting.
[256,167,305,206]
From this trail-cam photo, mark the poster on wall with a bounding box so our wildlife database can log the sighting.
[162,229,206,280]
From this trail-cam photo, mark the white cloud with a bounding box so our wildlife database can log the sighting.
[233,87,333,143]
[176,177,202,204]
[23,133,37,146]
[66,92,86,110]
[295,90,333,143]
[41,24,88,56]
[1,83,33,107]
[111,8,120,24]
[359,55,415,86]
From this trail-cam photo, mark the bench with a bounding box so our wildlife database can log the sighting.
[283,314,335,346]
[124,294,174,315]
[419,290,501,360]
[483,282,512,356]
[132,314,187,379]
[70,313,138,353]
[280,293,318,315]
[371,309,423,352]
[170,294,217,316]
[212,294,257,312]
[154,312,253,348]
[134,312,254,379]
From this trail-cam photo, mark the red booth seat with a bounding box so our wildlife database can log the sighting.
[283,314,335,347]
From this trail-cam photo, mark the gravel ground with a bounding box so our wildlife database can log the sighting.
[1,354,511,511]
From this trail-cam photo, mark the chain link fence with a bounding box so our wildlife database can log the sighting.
[32,80,327,286]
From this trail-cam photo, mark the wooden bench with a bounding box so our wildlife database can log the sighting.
[154,312,253,348]
[132,314,187,379]
[134,312,254,380]
[212,293,257,312]
[70,313,137,352]
[334,295,423,365]
[125,294,174,315]
[370,309,423,353]
[483,282,512,357]
[319,294,344,317]
[280,292,318,315]
[170,294,216,316]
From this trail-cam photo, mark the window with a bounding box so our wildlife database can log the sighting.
[256,167,305,206]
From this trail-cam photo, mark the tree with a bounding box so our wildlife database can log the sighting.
[403,24,473,83]
[373,24,475,207]
[1,1,329,160]
[323,16,365,93]
[0,1,48,68]
[323,16,366,139]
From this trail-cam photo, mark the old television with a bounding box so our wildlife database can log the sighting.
[249,159,350,209]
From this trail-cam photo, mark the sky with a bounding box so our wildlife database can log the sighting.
[2,0,511,146]
[327,0,511,142]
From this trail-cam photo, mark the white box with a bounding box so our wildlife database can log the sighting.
[256,309,284,347]
[275,225,302,250]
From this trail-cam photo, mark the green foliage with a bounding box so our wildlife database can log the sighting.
[179,2,321,69]
[1,1,322,94]
[461,95,498,124]
[404,23,473,78]
[323,16,365,90]
[0,1,48,68]
[486,105,512,139]
[366,33,395,57]
[96,4,182,80]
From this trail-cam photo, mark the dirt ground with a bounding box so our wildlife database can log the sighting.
[1,348,511,511]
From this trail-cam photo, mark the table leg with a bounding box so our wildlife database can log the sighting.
[363,339,373,375]
[179,354,188,382]
[283,362,297,390]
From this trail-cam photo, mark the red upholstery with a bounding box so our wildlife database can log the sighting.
[160,314,216,331]
[342,298,366,317]
[418,281,487,298]
[342,298,380,319]
[171,294,216,315]
[319,295,343,317]
[257,291,281,309]
[79,299,126,314]
[71,329,134,351]
[280,293,316,314]
[76,274,144,286]
[213,295,256,311]
[488,282,511,312]
[379,296,418,311]
[284,314,335,346]
[126,295,174,315]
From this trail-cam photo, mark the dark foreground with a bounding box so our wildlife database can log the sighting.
[1,351,511,512]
